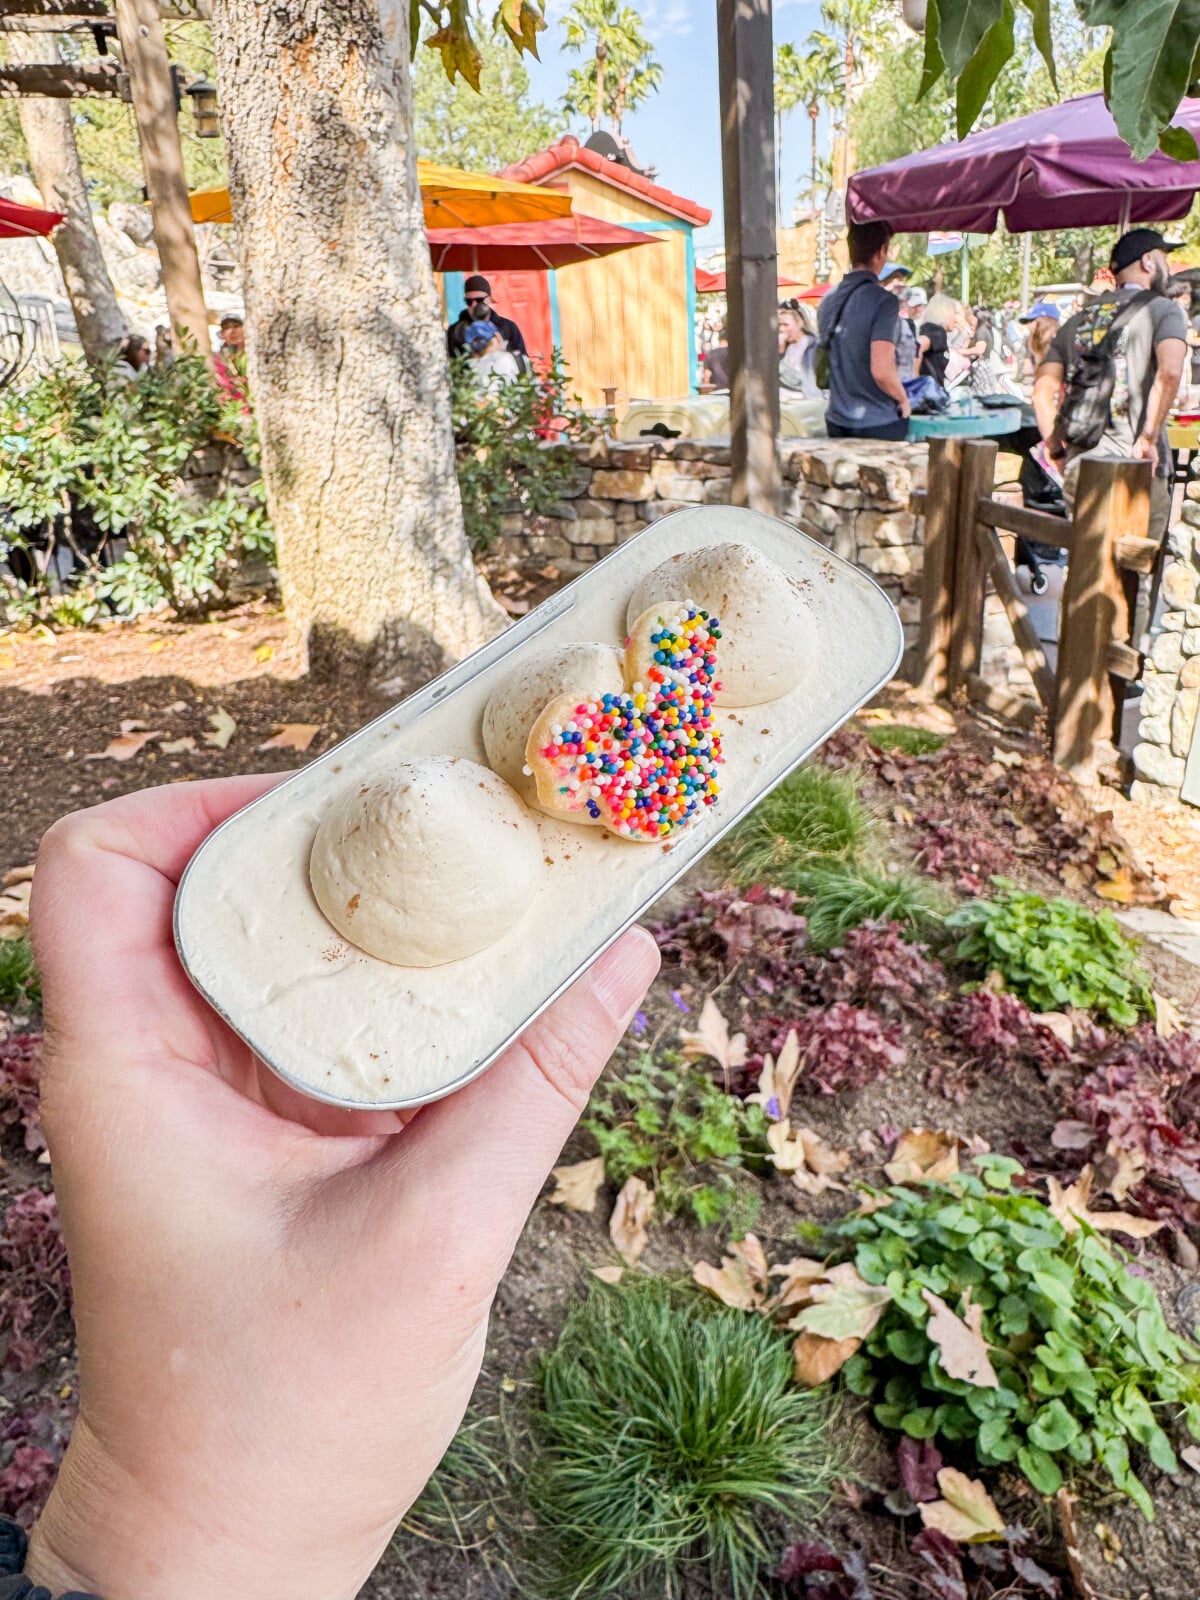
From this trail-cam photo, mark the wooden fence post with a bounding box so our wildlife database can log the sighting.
[946,439,998,696]
[1052,457,1150,776]
[915,437,964,698]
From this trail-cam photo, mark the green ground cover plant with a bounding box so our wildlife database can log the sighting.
[863,722,947,757]
[584,1049,767,1226]
[946,879,1153,1027]
[524,1278,837,1599]
[833,1158,1200,1516]
[0,938,38,1011]
[786,862,947,954]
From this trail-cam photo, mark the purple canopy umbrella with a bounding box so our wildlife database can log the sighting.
[848,92,1200,234]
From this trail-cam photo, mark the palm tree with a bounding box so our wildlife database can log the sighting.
[775,43,841,224]
[561,0,663,135]
[813,0,892,167]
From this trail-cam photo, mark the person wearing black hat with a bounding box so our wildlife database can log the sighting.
[447,275,529,366]
[1033,228,1187,537]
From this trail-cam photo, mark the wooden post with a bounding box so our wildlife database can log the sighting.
[1052,457,1150,776]
[717,0,780,514]
[113,0,210,354]
[0,60,128,96]
[946,439,998,695]
[915,437,964,698]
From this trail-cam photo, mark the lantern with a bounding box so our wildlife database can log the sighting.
[184,76,221,139]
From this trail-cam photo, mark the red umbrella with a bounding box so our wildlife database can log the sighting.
[426,213,658,272]
[794,283,830,301]
[0,196,64,238]
[849,92,1200,234]
[695,269,804,293]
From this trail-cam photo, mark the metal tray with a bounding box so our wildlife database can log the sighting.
[174,505,903,1110]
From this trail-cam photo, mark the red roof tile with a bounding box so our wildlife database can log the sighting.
[498,137,712,227]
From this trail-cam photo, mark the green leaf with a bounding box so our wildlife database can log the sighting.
[978,1415,1020,1461]
[901,1407,940,1438]
[1028,1398,1081,1451]
[1018,0,1057,84]
[934,0,1004,76]
[955,0,1016,137]
[1082,0,1200,159]
[919,0,947,97]
[1017,1443,1064,1495]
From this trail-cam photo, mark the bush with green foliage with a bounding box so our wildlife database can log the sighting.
[945,878,1153,1027]
[837,1157,1200,1516]
[450,350,593,553]
[524,1278,836,1599]
[864,722,947,757]
[0,354,273,625]
[0,938,38,1011]
[584,1049,767,1226]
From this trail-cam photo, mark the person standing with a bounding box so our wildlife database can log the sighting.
[778,300,821,397]
[816,220,910,441]
[918,294,957,387]
[1033,227,1187,538]
[895,286,924,382]
[447,275,528,366]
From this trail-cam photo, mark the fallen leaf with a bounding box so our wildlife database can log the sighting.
[1095,1142,1146,1204]
[609,1175,654,1266]
[159,736,196,754]
[254,642,275,662]
[884,1128,960,1185]
[679,994,748,1074]
[258,723,320,753]
[83,720,162,762]
[1036,1011,1076,1047]
[918,1468,1005,1543]
[0,867,32,938]
[1051,1118,1094,1150]
[1181,1445,1200,1473]
[746,1029,802,1121]
[147,639,171,653]
[1096,867,1136,905]
[591,1264,624,1285]
[547,1156,606,1213]
[770,1257,830,1311]
[497,594,531,615]
[898,1436,944,1504]
[922,1288,999,1388]
[790,1263,893,1342]
[792,1331,860,1386]
[787,1126,852,1196]
[1046,1169,1164,1239]
[204,708,237,749]
[692,1234,770,1311]
[992,746,1022,768]
[1154,990,1184,1040]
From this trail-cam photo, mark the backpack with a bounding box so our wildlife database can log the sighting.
[1053,289,1157,453]
[814,279,872,391]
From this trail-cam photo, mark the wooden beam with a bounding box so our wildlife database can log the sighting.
[975,521,1055,707]
[1052,456,1149,775]
[1115,535,1159,575]
[0,0,107,14]
[914,437,963,698]
[0,15,113,27]
[1105,639,1143,680]
[975,495,1073,551]
[947,439,998,695]
[113,0,210,354]
[967,673,1041,730]
[0,58,126,96]
[717,0,780,514]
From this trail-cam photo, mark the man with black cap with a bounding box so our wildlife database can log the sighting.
[447,275,529,366]
[1034,228,1186,537]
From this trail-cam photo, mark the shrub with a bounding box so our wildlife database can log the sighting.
[724,764,877,892]
[789,862,947,954]
[450,350,594,552]
[864,722,947,757]
[584,1049,768,1225]
[0,353,273,625]
[945,879,1153,1027]
[523,1278,836,1599]
[836,1158,1200,1517]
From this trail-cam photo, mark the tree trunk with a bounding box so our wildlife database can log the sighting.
[809,103,818,220]
[594,39,606,132]
[209,0,506,685]
[10,31,127,365]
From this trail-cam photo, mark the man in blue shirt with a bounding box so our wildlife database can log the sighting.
[817,220,911,441]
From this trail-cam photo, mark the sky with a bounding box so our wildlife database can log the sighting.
[522,0,830,259]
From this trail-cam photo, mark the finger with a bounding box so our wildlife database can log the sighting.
[379,927,660,1272]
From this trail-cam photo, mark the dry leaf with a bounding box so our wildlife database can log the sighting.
[1154,991,1184,1040]
[0,866,33,939]
[160,736,196,754]
[1036,1011,1076,1047]
[204,708,237,749]
[1046,1169,1164,1239]
[790,1264,893,1342]
[793,1331,860,1386]
[919,1468,1005,1543]
[679,995,748,1074]
[746,1029,801,1121]
[992,746,1022,768]
[1095,868,1136,905]
[147,639,170,653]
[547,1156,606,1214]
[884,1128,960,1185]
[258,723,320,753]
[497,594,531,615]
[610,1175,654,1266]
[83,720,162,762]
[592,1264,624,1285]
[770,1257,830,1311]
[922,1289,999,1388]
[790,1127,851,1196]
[1181,1445,1200,1473]
[692,1234,770,1311]
[1095,1142,1146,1204]
[254,642,275,662]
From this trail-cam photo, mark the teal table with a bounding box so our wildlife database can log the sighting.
[907,402,1023,442]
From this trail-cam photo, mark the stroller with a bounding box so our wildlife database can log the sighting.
[987,399,1068,596]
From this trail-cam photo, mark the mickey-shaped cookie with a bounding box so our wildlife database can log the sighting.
[524,601,723,842]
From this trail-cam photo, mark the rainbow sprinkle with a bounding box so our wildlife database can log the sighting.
[534,606,723,841]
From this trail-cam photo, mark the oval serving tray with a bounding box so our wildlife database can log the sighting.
[174,504,903,1110]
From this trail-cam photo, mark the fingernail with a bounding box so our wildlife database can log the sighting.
[591,927,661,1020]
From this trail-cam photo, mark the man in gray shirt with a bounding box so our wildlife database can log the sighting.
[817,219,910,441]
[1034,227,1186,537]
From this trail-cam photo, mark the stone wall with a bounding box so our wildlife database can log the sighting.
[493,437,928,670]
[1132,519,1200,807]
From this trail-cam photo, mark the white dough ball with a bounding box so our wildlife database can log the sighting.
[482,641,624,816]
[625,541,809,707]
[309,757,543,967]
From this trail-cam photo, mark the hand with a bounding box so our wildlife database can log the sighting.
[26,778,659,1600]
[899,396,912,419]
[1132,433,1160,470]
